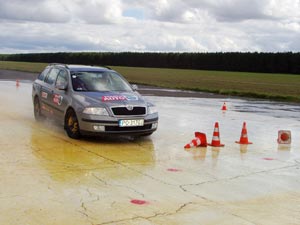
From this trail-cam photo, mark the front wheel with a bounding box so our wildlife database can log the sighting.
[65,109,81,139]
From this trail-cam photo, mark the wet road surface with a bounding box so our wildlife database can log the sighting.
[1,81,300,225]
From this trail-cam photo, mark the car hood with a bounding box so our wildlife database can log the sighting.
[73,91,147,107]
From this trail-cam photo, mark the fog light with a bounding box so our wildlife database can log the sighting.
[93,125,105,131]
[152,123,158,129]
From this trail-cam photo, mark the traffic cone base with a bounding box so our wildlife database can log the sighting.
[208,143,224,147]
[208,135,224,146]
[235,140,252,144]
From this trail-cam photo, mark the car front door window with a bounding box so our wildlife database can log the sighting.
[55,70,68,89]
[45,68,60,85]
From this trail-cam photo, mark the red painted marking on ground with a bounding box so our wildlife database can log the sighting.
[130,199,148,205]
[263,157,275,161]
[167,168,182,172]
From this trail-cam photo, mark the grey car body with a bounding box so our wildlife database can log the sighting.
[32,64,158,139]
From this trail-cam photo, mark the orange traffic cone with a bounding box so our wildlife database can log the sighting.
[16,79,20,87]
[194,132,207,147]
[235,122,252,144]
[221,102,227,111]
[184,132,207,148]
[208,122,225,147]
[184,137,201,149]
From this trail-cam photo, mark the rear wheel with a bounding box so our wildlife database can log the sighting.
[65,109,81,139]
[33,97,45,121]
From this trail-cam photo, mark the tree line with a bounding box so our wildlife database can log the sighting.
[1,52,299,74]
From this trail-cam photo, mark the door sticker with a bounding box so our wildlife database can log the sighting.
[41,91,48,99]
[53,94,63,105]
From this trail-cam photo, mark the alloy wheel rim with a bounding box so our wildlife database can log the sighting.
[68,114,78,134]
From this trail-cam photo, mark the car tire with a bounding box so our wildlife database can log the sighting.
[33,97,45,122]
[65,109,81,139]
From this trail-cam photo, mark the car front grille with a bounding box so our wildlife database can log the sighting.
[111,106,146,116]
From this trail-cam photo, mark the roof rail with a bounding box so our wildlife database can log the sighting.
[49,63,69,69]
[89,64,112,70]
[102,65,112,70]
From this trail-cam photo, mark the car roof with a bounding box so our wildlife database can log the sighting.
[68,65,112,72]
[50,64,113,72]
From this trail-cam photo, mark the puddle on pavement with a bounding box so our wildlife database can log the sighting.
[232,100,300,120]
[29,122,155,183]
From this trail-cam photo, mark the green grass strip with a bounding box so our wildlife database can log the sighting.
[1,61,299,102]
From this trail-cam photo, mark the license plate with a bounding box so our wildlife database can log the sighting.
[119,119,144,127]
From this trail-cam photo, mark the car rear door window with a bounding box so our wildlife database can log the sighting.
[38,67,51,81]
[45,68,60,85]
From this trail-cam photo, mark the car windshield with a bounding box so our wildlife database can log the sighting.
[71,71,133,92]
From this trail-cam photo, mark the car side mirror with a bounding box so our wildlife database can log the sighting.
[132,84,138,91]
[56,82,68,90]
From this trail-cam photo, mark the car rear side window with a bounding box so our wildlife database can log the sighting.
[38,67,51,81]
[45,68,60,85]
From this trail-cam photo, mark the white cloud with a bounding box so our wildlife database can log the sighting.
[67,0,124,24]
[0,0,70,23]
[197,0,274,22]
[0,0,299,53]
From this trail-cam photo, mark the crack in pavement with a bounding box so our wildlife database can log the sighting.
[178,163,300,206]
[96,202,198,225]
[77,210,94,225]
[86,188,101,202]
[180,163,299,192]
[92,173,145,198]
[78,199,99,225]
[228,212,258,225]
[81,147,173,186]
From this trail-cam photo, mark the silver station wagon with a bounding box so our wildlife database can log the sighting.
[32,64,158,139]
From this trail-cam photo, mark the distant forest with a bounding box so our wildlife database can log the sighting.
[1,52,299,74]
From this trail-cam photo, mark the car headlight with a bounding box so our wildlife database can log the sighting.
[148,105,158,114]
[83,107,109,116]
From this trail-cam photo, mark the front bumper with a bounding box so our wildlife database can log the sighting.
[78,113,158,135]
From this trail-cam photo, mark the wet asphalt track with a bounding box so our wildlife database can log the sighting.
[1,80,300,225]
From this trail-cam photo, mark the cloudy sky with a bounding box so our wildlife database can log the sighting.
[0,0,299,53]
